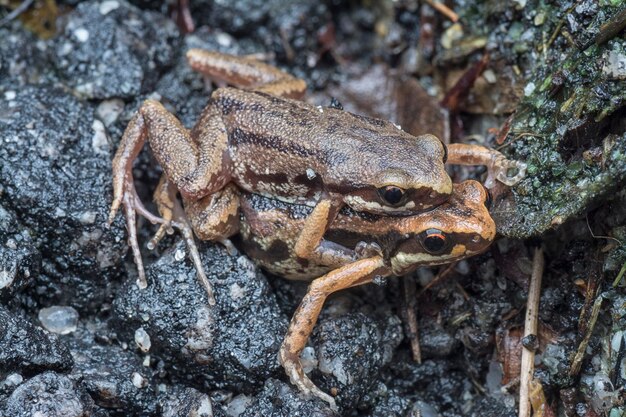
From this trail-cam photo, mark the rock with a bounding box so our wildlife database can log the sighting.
[0,85,127,311]
[0,306,73,377]
[238,379,338,417]
[0,25,55,90]
[360,385,413,417]
[50,0,181,99]
[0,204,40,303]
[38,306,80,335]
[2,372,95,417]
[159,386,227,417]
[65,323,158,414]
[112,241,288,392]
[310,297,403,410]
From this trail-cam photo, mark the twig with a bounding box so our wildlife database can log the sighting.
[595,7,626,46]
[0,0,34,27]
[569,292,603,376]
[612,261,626,287]
[402,277,422,363]
[418,262,457,295]
[519,247,544,417]
[423,0,459,23]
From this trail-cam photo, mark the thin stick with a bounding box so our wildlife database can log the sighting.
[519,248,544,417]
[402,277,422,363]
[423,0,459,23]
[0,0,34,27]
[569,293,603,376]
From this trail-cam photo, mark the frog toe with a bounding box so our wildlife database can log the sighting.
[494,159,528,186]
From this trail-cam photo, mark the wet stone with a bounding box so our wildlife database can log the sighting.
[237,379,338,417]
[159,386,227,417]
[0,85,127,312]
[0,204,40,303]
[50,0,181,99]
[0,306,73,377]
[111,241,288,392]
[1,371,95,417]
[38,306,80,335]
[311,300,403,410]
[65,323,158,414]
[0,25,55,90]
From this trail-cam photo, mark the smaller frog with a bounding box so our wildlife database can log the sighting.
[182,179,494,408]
[108,50,525,302]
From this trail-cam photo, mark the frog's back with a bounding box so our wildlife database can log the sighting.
[212,88,448,202]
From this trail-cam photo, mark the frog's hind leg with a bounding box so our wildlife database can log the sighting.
[186,49,307,99]
[279,256,387,409]
[150,177,241,306]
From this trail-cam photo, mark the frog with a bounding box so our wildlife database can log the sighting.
[163,177,495,408]
[107,49,525,304]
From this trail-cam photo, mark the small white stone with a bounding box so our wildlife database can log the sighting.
[91,120,109,155]
[196,396,214,416]
[215,31,234,47]
[0,267,16,289]
[142,354,151,367]
[316,105,324,113]
[4,373,23,386]
[4,91,16,100]
[54,207,66,218]
[226,395,252,417]
[229,283,245,300]
[96,99,125,127]
[174,248,186,261]
[300,346,318,374]
[78,211,97,225]
[38,306,79,335]
[305,168,316,180]
[134,327,152,352]
[73,28,89,43]
[524,82,536,96]
[483,69,497,84]
[131,372,147,388]
[99,0,120,15]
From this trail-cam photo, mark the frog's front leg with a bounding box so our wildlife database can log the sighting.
[279,256,388,409]
[186,49,307,99]
[446,143,527,188]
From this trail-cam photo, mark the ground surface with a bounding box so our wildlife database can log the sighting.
[0,0,625,416]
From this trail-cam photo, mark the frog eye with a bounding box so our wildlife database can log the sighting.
[378,185,406,206]
[420,229,449,255]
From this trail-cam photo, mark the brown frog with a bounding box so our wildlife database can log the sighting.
[108,49,524,304]
[166,178,495,408]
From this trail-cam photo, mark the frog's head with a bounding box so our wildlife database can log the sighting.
[342,134,453,214]
[389,180,495,275]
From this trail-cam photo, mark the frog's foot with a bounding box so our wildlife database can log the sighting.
[149,175,216,305]
[116,185,166,289]
[486,157,527,188]
[354,241,383,260]
[171,215,217,306]
[279,349,338,411]
[219,238,239,256]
